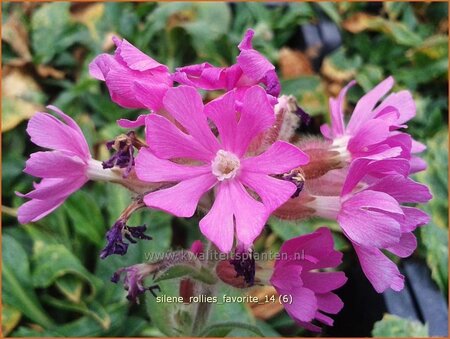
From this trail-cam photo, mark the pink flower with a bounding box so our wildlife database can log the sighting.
[135,85,309,252]
[89,37,172,111]
[173,29,280,104]
[270,227,347,332]
[321,77,424,170]
[18,106,119,224]
[309,158,431,292]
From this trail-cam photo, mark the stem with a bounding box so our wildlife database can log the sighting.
[190,241,218,336]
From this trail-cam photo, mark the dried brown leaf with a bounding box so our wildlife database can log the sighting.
[279,47,314,79]
[2,68,44,132]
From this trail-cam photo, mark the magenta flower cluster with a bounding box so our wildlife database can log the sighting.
[18,29,431,332]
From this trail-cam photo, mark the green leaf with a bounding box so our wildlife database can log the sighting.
[199,321,264,337]
[155,264,217,285]
[145,279,192,336]
[2,304,22,336]
[31,244,103,300]
[372,314,428,337]
[2,235,54,328]
[64,190,105,246]
[416,129,448,293]
[31,2,71,64]
[316,2,341,24]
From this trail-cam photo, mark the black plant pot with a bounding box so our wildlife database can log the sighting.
[328,253,448,337]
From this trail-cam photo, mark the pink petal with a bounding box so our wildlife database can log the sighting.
[347,76,394,134]
[18,177,86,200]
[143,173,217,217]
[411,139,426,153]
[373,90,415,125]
[238,29,254,50]
[241,141,309,174]
[329,80,356,137]
[135,148,210,182]
[239,171,296,213]
[162,86,220,154]
[237,49,274,82]
[234,86,276,156]
[401,207,430,232]
[115,38,169,73]
[25,151,86,178]
[354,243,405,293]
[27,112,89,159]
[368,175,432,203]
[387,232,417,258]
[145,114,212,161]
[17,197,66,224]
[315,311,334,326]
[271,261,303,290]
[173,63,228,90]
[410,156,427,174]
[284,287,317,322]
[199,183,235,252]
[229,180,267,248]
[117,114,149,128]
[348,119,391,155]
[342,158,410,196]
[277,227,343,271]
[104,69,149,109]
[302,271,347,294]
[133,82,169,112]
[89,53,115,81]
[320,124,333,139]
[204,90,238,151]
[339,190,402,248]
[316,293,344,314]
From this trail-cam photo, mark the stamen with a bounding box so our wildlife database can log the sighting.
[211,150,240,181]
[279,168,306,198]
[102,131,146,178]
[230,248,256,287]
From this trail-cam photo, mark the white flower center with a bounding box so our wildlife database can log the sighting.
[211,150,240,181]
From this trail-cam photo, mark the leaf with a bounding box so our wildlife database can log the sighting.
[31,244,103,301]
[154,264,217,285]
[199,321,264,337]
[407,35,448,61]
[2,68,45,132]
[372,314,428,337]
[321,47,362,82]
[355,64,384,92]
[145,279,191,336]
[42,296,112,330]
[342,13,422,47]
[207,284,257,335]
[316,2,341,24]
[416,129,448,293]
[2,235,54,328]
[2,13,31,63]
[71,3,105,41]
[2,304,22,336]
[64,190,105,246]
[31,2,72,64]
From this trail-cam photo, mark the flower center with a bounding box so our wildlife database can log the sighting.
[211,150,240,181]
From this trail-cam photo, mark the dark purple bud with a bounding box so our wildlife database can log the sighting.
[281,169,305,198]
[230,247,256,287]
[102,131,145,178]
[295,105,312,126]
[264,69,281,97]
[125,224,152,241]
[100,220,151,259]
[111,264,159,303]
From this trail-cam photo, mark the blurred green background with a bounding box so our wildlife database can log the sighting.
[2,2,448,337]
